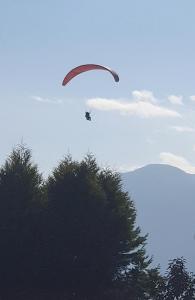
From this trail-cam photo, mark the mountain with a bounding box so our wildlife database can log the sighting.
[121,164,195,272]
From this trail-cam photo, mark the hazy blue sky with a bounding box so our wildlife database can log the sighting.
[1,0,195,175]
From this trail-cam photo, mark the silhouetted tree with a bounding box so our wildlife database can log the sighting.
[0,145,43,288]
[114,265,165,300]
[144,267,166,300]
[0,147,170,300]
[44,154,150,297]
[164,257,195,299]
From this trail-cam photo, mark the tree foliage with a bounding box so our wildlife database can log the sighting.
[0,146,194,299]
[44,154,150,295]
[0,145,44,287]
[164,257,195,300]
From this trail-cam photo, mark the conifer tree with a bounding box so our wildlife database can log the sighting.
[45,154,150,296]
[0,145,43,288]
[165,257,195,299]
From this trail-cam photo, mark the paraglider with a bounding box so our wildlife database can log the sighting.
[62,64,119,121]
[62,64,119,86]
[85,112,91,121]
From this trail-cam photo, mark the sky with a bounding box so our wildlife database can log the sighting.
[1,0,195,176]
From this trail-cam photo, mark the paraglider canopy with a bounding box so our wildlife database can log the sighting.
[62,64,119,86]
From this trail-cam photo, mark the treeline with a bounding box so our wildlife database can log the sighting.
[0,145,194,300]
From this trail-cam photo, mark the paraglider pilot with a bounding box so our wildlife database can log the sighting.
[85,112,91,121]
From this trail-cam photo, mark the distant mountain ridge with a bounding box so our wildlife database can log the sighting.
[121,164,195,272]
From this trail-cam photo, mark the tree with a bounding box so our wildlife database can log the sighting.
[114,265,165,300]
[165,257,195,299]
[144,267,166,300]
[0,148,165,299]
[0,145,43,288]
[45,154,150,296]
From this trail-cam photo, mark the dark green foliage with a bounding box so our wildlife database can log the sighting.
[144,267,166,300]
[115,265,165,300]
[0,145,42,210]
[0,146,194,299]
[164,257,195,299]
[44,154,150,295]
[0,145,44,287]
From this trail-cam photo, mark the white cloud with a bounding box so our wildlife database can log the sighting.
[168,95,183,105]
[87,97,181,118]
[171,126,195,133]
[31,96,63,104]
[190,95,195,102]
[115,163,143,173]
[160,152,195,174]
[132,90,157,103]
